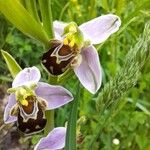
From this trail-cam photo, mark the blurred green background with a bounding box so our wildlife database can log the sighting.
[0,0,150,149]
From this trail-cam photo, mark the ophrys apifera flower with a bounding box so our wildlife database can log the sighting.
[4,66,73,135]
[42,14,121,94]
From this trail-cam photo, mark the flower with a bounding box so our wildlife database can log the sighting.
[4,66,73,135]
[42,14,121,94]
[34,127,66,150]
[112,138,120,145]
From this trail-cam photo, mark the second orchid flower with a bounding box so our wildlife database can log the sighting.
[4,66,73,135]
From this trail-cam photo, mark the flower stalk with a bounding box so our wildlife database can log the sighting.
[44,110,54,136]
[65,82,80,150]
[43,76,59,136]
[39,0,56,136]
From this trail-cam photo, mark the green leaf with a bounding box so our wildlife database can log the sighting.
[1,50,22,78]
[0,0,49,46]
[25,0,40,23]
[38,0,54,38]
[127,98,150,116]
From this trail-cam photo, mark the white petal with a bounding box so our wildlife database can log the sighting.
[35,82,73,109]
[12,66,41,87]
[79,14,121,44]
[4,94,17,123]
[53,21,67,40]
[74,46,102,94]
[34,127,66,150]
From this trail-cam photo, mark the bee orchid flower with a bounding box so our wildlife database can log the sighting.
[42,14,121,94]
[4,66,73,135]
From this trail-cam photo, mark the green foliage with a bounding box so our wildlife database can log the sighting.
[0,0,52,46]
[4,29,43,67]
[83,23,150,149]
[96,23,150,112]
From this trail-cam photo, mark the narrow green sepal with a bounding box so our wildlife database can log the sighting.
[7,87,17,93]
[1,50,22,78]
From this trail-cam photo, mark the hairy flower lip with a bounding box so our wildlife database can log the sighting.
[42,40,77,76]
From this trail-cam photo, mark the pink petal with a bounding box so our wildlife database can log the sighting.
[74,46,102,94]
[79,14,121,44]
[34,127,66,150]
[12,66,41,88]
[35,82,73,109]
[4,94,17,123]
[53,21,67,40]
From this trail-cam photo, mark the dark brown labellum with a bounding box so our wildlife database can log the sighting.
[42,40,76,75]
[10,96,47,135]
[17,101,47,135]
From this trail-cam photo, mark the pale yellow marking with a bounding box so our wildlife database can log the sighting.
[50,66,54,74]
[42,59,47,63]
[25,128,30,133]
[35,125,41,129]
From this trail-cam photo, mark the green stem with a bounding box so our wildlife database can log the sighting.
[65,83,80,150]
[48,75,58,85]
[38,0,54,39]
[44,76,58,135]
[40,0,55,136]
[59,2,70,20]
[44,110,54,136]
